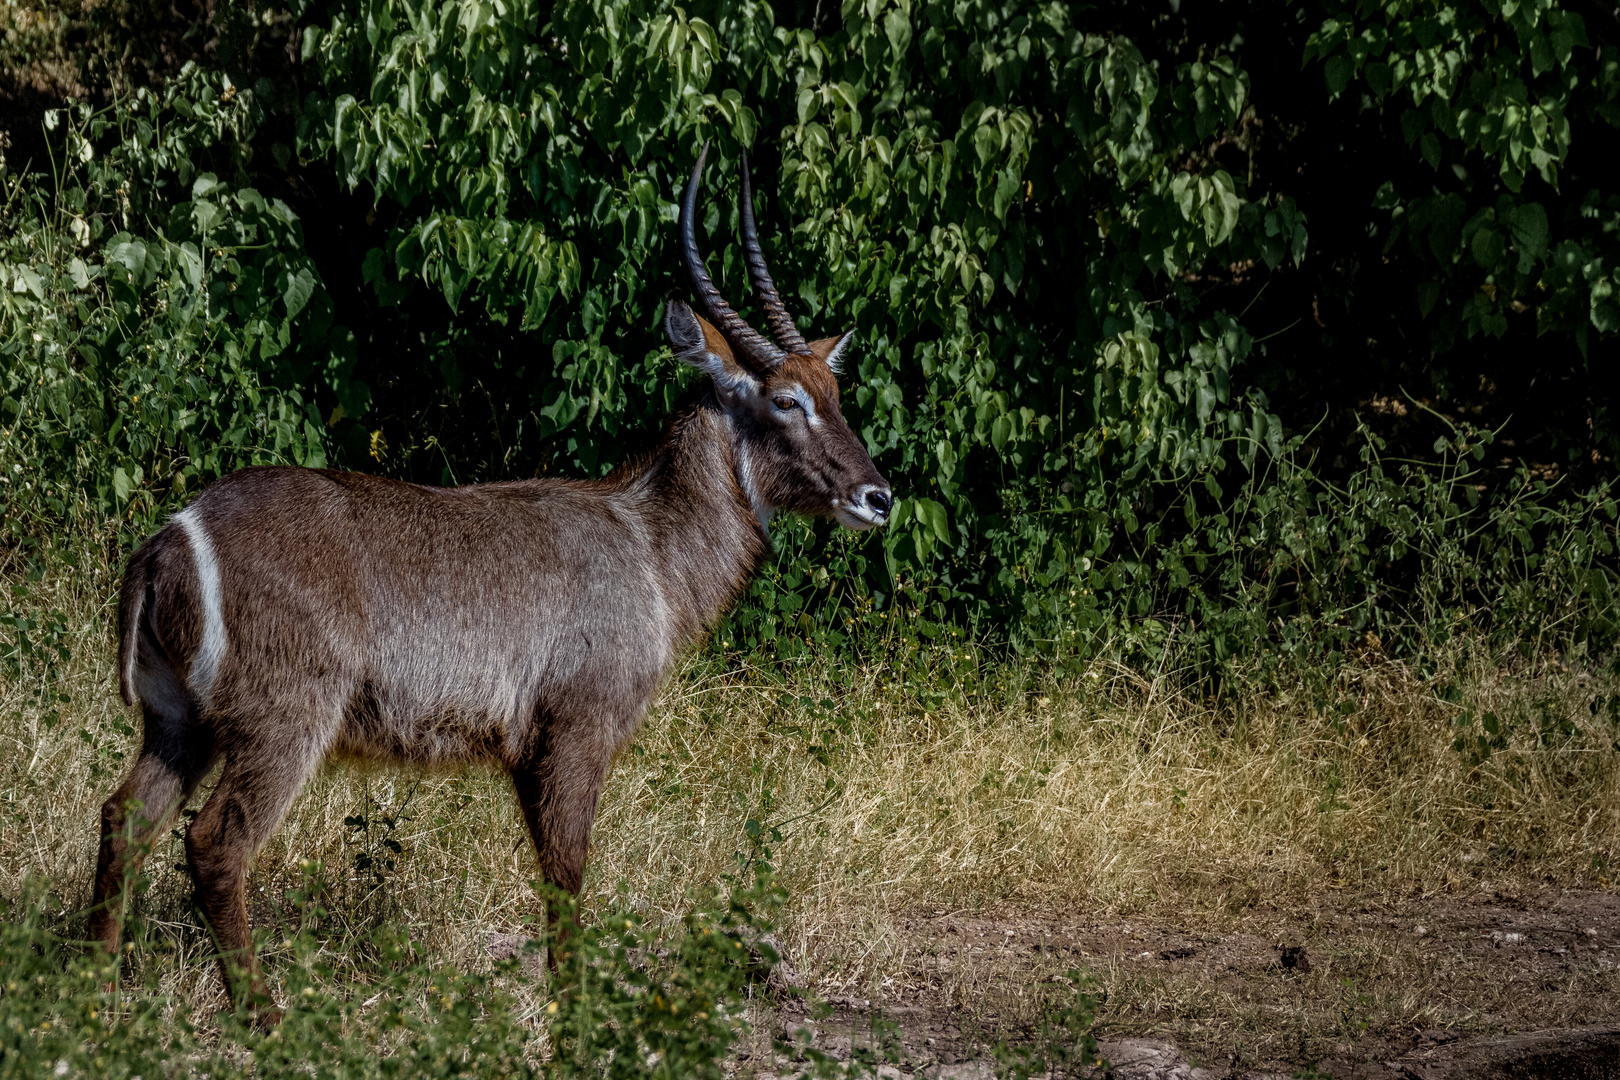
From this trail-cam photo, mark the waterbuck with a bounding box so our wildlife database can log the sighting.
[89,144,892,1016]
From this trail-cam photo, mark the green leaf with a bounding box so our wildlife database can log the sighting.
[991,413,1012,451]
[13,265,44,299]
[912,527,933,562]
[1590,274,1619,333]
[1420,133,1441,170]
[973,124,998,166]
[883,9,912,57]
[177,243,203,290]
[1324,54,1353,97]
[1417,281,1441,317]
[1470,227,1505,271]
[912,498,951,543]
[109,241,147,277]
[796,86,818,126]
[1509,202,1549,270]
[283,266,317,319]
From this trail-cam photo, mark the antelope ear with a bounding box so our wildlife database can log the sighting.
[665,300,759,400]
[807,332,853,375]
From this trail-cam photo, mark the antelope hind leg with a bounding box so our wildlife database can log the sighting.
[90,696,216,959]
[185,730,326,1025]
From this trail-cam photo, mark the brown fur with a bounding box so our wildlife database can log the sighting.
[89,341,890,1017]
[93,149,893,1019]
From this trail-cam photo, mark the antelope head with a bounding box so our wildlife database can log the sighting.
[665,144,892,532]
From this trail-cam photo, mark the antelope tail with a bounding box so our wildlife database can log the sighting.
[116,546,151,706]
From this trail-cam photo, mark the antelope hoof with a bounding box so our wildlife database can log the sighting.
[247,1002,284,1032]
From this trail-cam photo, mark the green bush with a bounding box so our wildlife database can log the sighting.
[1,71,336,534]
[1,0,1616,668]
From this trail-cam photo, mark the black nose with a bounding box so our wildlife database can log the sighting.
[865,489,892,515]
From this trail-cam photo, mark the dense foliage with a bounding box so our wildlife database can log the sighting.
[1,0,1616,669]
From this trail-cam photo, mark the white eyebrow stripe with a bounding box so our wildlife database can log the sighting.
[789,385,822,426]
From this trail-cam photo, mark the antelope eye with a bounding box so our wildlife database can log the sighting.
[772,396,799,412]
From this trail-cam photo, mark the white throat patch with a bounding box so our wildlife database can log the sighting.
[174,505,227,710]
[731,430,774,533]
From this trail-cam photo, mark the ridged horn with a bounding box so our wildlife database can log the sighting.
[680,143,784,373]
[739,150,810,356]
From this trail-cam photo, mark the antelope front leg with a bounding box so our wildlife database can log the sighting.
[511,725,614,970]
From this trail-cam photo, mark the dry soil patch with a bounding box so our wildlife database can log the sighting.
[760,887,1620,1078]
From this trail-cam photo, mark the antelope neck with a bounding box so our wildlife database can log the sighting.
[625,400,770,640]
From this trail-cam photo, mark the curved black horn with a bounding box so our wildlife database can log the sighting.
[680,143,783,373]
[739,150,810,356]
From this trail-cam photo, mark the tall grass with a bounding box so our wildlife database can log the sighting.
[2,521,1618,1071]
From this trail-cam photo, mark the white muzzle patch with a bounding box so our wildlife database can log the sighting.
[834,484,891,530]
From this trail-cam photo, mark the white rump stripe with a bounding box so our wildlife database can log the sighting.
[175,506,227,709]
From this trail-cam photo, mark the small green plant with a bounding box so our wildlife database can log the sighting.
[991,970,1102,1080]
[0,856,812,1080]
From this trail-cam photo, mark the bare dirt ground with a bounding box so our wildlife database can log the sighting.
[756,887,1620,1078]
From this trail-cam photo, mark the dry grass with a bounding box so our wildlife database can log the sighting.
[3,528,1618,1054]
